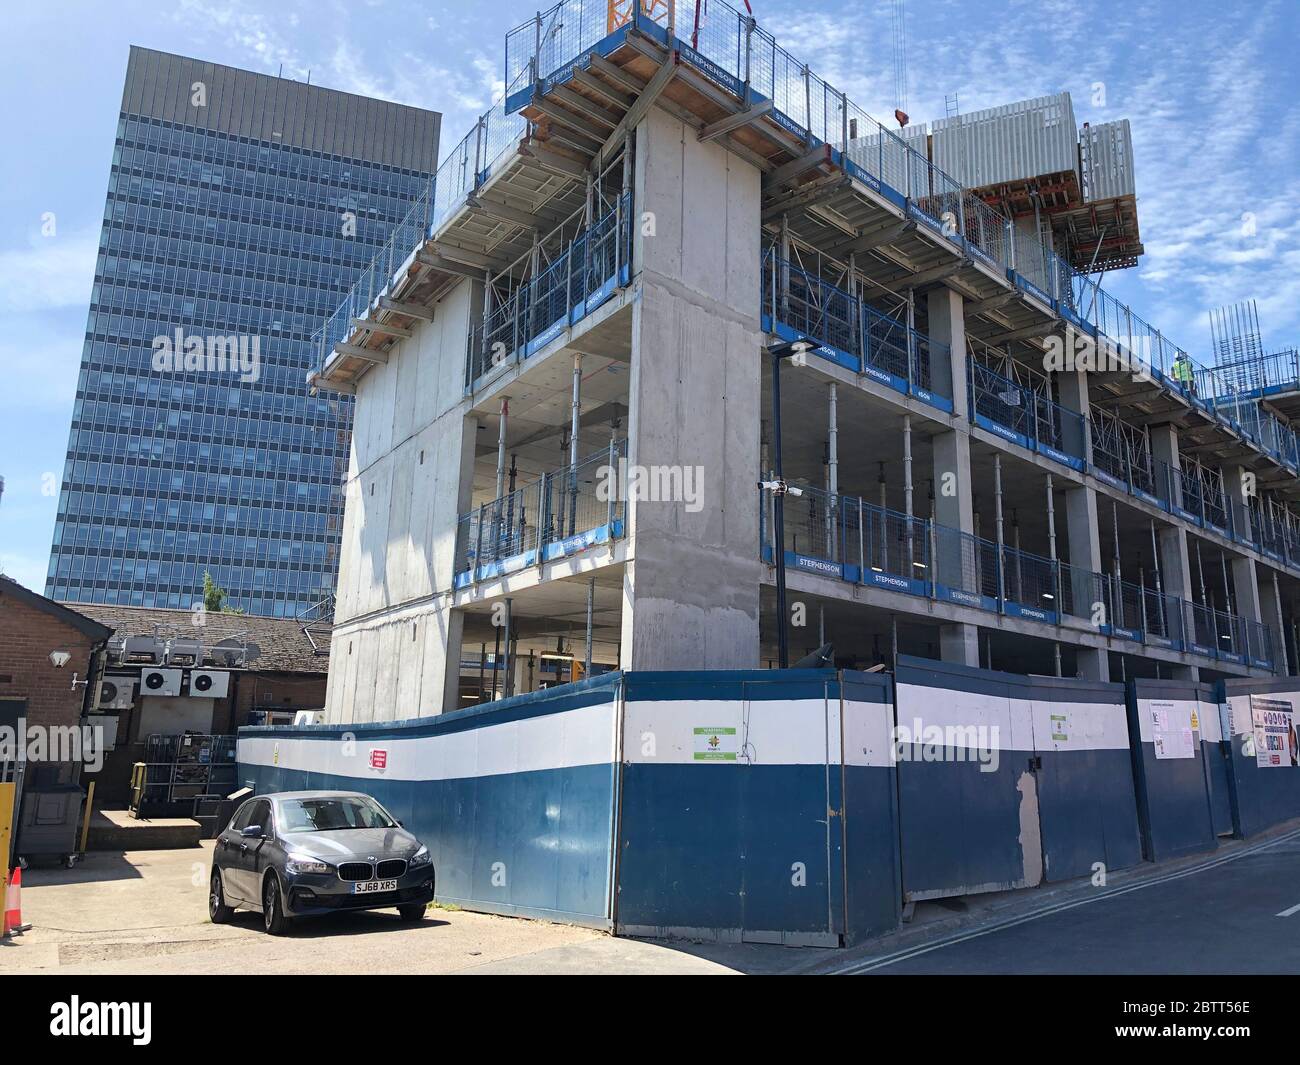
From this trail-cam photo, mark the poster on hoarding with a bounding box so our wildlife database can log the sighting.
[1148,701,1195,760]
[1250,695,1297,768]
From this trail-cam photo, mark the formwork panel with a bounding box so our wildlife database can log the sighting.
[931,93,1078,191]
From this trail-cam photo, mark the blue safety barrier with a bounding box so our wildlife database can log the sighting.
[894,656,1140,900]
[238,668,903,945]
[236,674,624,927]
[1217,678,1300,838]
[617,668,899,945]
[1125,679,1219,861]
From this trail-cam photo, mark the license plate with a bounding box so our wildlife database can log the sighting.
[353,879,397,894]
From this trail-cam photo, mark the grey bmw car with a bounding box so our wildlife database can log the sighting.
[210,791,435,934]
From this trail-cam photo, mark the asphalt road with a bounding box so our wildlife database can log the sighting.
[828,827,1300,975]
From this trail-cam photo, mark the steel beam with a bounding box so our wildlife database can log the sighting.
[352,317,411,339]
[334,342,389,365]
[763,145,833,191]
[571,67,635,110]
[519,143,589,180]
[378,297,433,322]
[550,84,622,129]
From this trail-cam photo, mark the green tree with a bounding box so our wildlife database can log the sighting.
[202,571,244,615]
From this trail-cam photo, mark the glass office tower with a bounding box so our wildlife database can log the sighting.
[46,47,439,617]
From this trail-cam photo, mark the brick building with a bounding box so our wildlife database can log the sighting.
[0,577,112,774]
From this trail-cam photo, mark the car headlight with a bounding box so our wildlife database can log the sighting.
[409,845,431,868]
[285,853,331,875]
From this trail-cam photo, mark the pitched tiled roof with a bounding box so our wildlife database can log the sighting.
[70,603,330,675]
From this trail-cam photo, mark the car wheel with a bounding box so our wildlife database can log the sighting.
[262,873,292,936]
[398,903,428,923]
[209,869,234,924]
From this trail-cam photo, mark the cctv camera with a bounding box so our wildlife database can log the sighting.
[48,651,72,668]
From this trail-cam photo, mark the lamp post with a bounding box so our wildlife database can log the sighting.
[760,339,811,668]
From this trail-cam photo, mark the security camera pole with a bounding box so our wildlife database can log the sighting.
[761,339,811,669]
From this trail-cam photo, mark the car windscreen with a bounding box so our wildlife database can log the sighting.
[277,797,396,833]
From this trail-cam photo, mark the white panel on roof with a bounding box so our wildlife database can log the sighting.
[931,92,1078,189]
[1082,119,1136,201]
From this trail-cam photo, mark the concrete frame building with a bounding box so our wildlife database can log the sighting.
[308,2,1300,723]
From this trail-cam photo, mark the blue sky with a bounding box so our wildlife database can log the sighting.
[2,0,1297,592]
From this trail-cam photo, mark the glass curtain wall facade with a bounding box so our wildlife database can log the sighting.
[46,47,439,617]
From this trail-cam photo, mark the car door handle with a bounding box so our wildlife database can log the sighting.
[240,843,249,853]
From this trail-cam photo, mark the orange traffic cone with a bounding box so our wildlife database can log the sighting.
[3,866,23,936]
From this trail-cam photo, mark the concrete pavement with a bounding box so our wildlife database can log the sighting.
[0,842,736,975]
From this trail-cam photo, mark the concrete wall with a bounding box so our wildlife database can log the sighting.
[619,107,763,670]
[324,280,480,723]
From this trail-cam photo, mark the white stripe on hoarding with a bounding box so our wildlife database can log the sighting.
[843,701,896,768]
[237,701,619,782]
[1028,698,1131,753]
[623,698,836,766]
[896,685,1128,753]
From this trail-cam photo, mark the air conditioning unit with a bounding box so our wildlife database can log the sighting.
[164,637,203,667]
[188,670,230,698]
[87,713,121,751]
[95,676,137,711]
[122,634,165,665]
[140,668,183,697]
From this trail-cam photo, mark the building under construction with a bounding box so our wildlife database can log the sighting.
[307,0,1300,722]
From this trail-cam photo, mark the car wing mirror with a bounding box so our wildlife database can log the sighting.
[241,825,263,838]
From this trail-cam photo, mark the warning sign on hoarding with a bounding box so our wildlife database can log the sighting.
[1250,695,1297,768]
[693,726,738,761]
[1149,701,1195,760]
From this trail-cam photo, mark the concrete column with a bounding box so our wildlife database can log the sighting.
[619,108,762,670]
[927,288,978,667]
[928,286,968,421]
[932,431,974,532]
[1063,484,1108,680]
[940,623,980,667]
[1261,571,1289,672]
[1224,462,1252,538]
[1232,555,1263,623]
[1150,423,1181,508]
[1056,364,1091,419]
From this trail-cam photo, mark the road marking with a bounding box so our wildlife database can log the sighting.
[1275,902,1300,917]
[830,826,1300,975]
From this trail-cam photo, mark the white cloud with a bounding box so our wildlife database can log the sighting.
[0,232,98,314]
[174,0,309,78]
